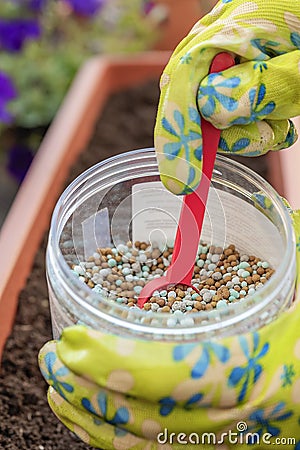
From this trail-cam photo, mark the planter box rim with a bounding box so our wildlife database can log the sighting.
[0,50,171,360]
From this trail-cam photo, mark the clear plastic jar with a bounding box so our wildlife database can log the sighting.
[46,148,296,341]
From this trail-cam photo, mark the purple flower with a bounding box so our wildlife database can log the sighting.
[29,0,48,11]
[143,1,156,15]
[0,19,41,52]
[0,72,17,124]
[6,144,34,183]
[66,0,106,17]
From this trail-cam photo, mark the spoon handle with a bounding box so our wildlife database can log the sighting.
[166,53,235,285]
[137,53,235,307]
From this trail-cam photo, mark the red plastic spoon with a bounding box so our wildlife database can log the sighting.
[137,53,235,308]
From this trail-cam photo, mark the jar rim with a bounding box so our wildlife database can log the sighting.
[48,148,296,339]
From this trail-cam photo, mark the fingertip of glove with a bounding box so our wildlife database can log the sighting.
[288,119,298,145]
[156,153,203,195]
[48,385,65,408]
[38,339,58,360]
[60,324,87,342]
[160,174,189,195]
[272,119,298,151]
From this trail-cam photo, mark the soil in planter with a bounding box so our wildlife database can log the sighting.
[0,80,270,450]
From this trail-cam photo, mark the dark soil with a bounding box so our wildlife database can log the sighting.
[0,80,269,450]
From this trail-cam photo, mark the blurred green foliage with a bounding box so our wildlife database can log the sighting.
[1,0,157,129]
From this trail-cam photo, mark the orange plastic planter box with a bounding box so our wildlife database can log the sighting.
[0,51,171,359]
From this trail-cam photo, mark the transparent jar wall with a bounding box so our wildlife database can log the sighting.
[46,149,296,341]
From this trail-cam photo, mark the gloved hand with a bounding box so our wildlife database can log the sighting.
[39,1,300,448]
[155,0,300,194]
[39,203,300,450]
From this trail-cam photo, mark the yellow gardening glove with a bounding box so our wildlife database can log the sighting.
[38,208,300,449]
[155,0,300,194]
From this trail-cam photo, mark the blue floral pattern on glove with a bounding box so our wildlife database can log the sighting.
[230,84,275,126]
[198,73,240,118]
[82,392,129,436]
[159,392,204,416]
[291,32,300,49]
[250,39,283,58]
[228,333,269,403]
[219,136,251,154]
[173,342,230,379]
[245,402,293,437]
[281,364,296,387]
[41,351,74,400]
[284,121,297,147]
[253,61,268,72]
[161,106,203,191]
[162,108,202,161]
